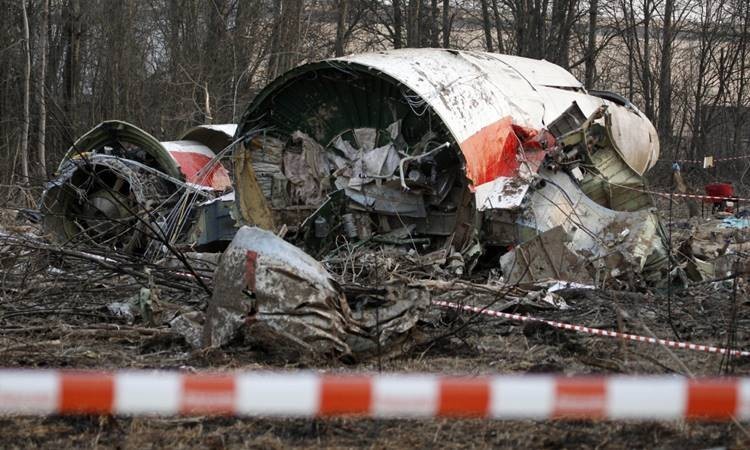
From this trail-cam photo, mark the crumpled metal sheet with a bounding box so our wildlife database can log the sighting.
[203,226,359,356]
[340,180,427,218]
[180,124,238,154]
[606,105,660,176]
[500,225,594,285]
[346,286,431,356]
[513,169,668,282]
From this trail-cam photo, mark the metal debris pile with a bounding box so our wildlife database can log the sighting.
[25,49,749,363]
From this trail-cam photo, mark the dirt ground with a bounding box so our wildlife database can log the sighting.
[2,169,750,449]
[1,281,747,449]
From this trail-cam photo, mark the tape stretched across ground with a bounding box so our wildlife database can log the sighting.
[0,370,749,420]
[434,300,750,357]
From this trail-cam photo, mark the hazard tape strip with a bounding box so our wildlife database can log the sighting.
[659,158,704,164]
[647,190,748,203]
[434,300,750,358]
[591,176,750,203]
[659,155,750,164]
[0,369,749,420]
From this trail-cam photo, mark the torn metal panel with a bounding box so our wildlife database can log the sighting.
[232,143,276,231]
[343,181,428,218]
[191,193,238,250]
[180,124,238,154]
[500,226,594,285]
[578,145,654,212]
[605,104,660,176]
[282,131,331,205]
[520,169,668,281]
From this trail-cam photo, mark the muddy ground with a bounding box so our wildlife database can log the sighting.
[2,168,750,449]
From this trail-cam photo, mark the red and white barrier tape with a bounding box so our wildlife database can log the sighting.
[0,369,749,420]
[434,300,750,358]
[647,190,748,203]
[595,178,750,203]
[659,158,703,164]
[659,155,750,164]
[579,172,747,203]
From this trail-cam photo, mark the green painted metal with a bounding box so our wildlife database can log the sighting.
[237,62,449,151]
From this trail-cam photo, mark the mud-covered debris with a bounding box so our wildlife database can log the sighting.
[203,226,360,356]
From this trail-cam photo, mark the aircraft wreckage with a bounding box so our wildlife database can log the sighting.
[41,49,668,358]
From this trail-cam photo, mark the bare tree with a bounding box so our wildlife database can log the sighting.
[657,0,674,147]
[335,0,349,56]
[63,0,81,126]
[268,0,303,79]
[491,0,505,53]
[584,0,598,87]
[394,0,404,48]
[36,0,49,178]
[441,0,451,47]
[480,0,495,52]
[430,0,439,47]
[406,0,422,47]
[20,0,30,183]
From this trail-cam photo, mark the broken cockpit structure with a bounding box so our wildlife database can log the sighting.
[233,49,667,286]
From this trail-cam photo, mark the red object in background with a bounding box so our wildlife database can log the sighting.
[704,182,734,212]
[704,183,734,200]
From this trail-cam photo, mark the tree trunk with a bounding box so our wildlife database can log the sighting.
[584,0,598,88]
[407,0,421,47]
[657,0,674,149]
[36,0,49,179]
[63,0,81,126]
[267,0,302,79]
[430,0,439,47]
[491,0,504,53]
[267,0,282,79]
[20,0,30,183]
[642,0,655,120]
[394,0,404,48]
[480,0,494,52]
[441,0,450,47]
[335,0,348,56]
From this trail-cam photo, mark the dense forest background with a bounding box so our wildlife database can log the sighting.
[1,0,749,193]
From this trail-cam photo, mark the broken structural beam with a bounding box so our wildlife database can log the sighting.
[0,370,746,421]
